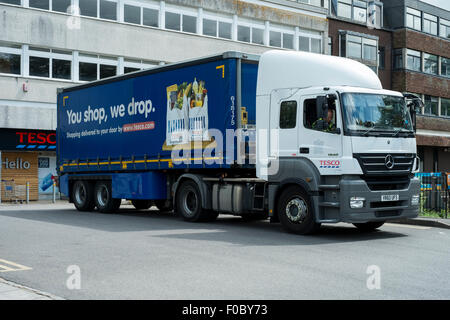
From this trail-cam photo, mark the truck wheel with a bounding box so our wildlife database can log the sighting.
[353,221,385,232]
[94,181,121,213]
[131,200,153,210]
[154,199,173,212]
[72,180,95,211]
[176,181,214,222]
[277,186,321,235]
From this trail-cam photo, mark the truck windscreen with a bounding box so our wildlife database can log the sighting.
[341,93,414,136]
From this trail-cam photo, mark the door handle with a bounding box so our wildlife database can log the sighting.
[299,147,309,154]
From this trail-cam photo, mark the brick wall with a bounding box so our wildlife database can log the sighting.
[393,29,450,57]
[392,70,450,99]
[328,18,392,89]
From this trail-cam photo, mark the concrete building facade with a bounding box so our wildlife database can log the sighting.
[0,0,329,200]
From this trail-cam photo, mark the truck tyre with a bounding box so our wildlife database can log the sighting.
[72,180,95,211]
[353,221,385,232]
[131,200,153,210]
[176,180,215,222]
[154,199,173,212]
[277,186,321,235]
[94,181,121,213]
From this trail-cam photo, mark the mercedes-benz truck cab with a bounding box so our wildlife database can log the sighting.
[256,51,421,234]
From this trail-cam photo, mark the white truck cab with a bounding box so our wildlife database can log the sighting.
[255,50,421,233]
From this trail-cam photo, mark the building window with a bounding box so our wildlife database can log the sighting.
[406,49,421,72]
[441,57,450,77]
[100,64,116,78]
[363,38,377,61]
[337,0,352,19]
[52,0,71,13]
[423,13,438,35]
[353,0,367,23]
[393,49,403,69]
[182,15,196,34]
[28,47,72,80]
[100,0,117,21]
[423,53,438,75]
[79,54,117,81]
[280,101,297,129]
[165,12,180,31]
[219,21,232,39]
[347,35,362,59]
[202,14,232,40]
[440,19,450,39]
[406,7,421,31]
[237,25,251,42]
[124,4,141,24]
[143,8,159,27]
[79,62,97,81]
[53,58,71,80]
[29,0,49,10]
[0,43,21,75]
[283,33,294,49]
[252,27,264,45]
[29,56,50,77]
[0,0,21,5]
[79,0,97,18]
[299,31,322,54]
[269,31,281,47]
[378,47,385,69]
[442,98,450,117]
[424,95,438,116]
[203,19,216,37]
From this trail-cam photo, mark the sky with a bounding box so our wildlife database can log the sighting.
[419,0,450,11]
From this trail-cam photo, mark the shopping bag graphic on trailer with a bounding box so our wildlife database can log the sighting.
[188,78,210,142]
[166,84,189,146]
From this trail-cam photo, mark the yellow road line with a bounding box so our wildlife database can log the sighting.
[0,259,32,272]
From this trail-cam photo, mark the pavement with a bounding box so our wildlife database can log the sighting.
[0,278,62,300]
[0,200,449,300]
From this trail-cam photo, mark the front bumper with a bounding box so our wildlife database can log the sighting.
[337,177,420,223]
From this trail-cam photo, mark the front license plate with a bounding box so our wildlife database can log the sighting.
[381,194,399,202]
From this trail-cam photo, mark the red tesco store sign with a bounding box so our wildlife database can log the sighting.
[0,129,56,151]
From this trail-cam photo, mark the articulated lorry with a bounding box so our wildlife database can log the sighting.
[57,50,422,234]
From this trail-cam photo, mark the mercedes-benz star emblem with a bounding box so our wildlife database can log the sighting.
[385,155,394,169]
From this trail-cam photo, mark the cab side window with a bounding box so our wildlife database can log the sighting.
[303,99,317,129]
[279,101,297,129]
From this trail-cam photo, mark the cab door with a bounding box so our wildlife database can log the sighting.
[299,91,343,172]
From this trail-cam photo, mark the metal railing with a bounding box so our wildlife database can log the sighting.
[415,172,449,219]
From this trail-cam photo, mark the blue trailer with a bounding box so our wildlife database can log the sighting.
[58,50,421,234]
[58,52,261,218]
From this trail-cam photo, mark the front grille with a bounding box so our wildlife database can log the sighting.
[370,200,406,208]
[354,153,415,176]
[363,176,411,191]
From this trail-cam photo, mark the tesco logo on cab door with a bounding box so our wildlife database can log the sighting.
[319,160,341,169]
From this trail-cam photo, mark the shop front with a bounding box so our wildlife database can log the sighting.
[0,128,57,202]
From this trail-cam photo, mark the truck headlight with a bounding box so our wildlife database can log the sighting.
[350,197,365,209]
[411,195,420,206]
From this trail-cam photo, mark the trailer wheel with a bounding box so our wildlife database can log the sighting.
[353,221,385,232]
[94,181,121,213]
[131,200,153,210]
[277,186,320,235]
[176,181,214,222]
[154,200,173,212]
[72,180,95,211]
